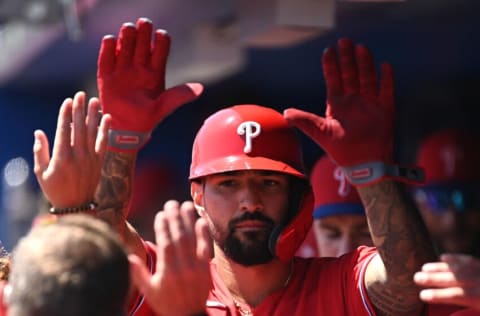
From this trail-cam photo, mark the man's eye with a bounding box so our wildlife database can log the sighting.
[219,180,236,187]
[264,179,280,187]
[321,229,340,239]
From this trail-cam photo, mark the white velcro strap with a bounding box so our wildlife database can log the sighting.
[341,161,425,186]
[108,129,151,151]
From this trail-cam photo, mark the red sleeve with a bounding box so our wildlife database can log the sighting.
[343,246,378,315]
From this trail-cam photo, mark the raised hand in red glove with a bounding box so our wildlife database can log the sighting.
[97,18,203,151]
[284,38,423,186]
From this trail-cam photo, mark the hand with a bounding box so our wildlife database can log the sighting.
[97,18,203,138]
[414,253,480,310]
[33,91,111,209]
[129,200,213,316]
[284,38,394,167]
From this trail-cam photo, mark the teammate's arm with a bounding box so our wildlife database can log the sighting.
[359,181,435,316]
[284,38,436,316]
[94,18,202,237]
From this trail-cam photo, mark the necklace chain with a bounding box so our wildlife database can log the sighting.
[233,300,253,316]
[232,262,294,316]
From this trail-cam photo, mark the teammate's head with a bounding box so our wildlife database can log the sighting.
[6,214,130,316]
[190,104,312,265]
[413,129,480,255]
[310,155,371,257]
[0,243,9,281]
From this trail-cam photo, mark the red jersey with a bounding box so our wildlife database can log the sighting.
[206,246,377,316]
[128,240,157,316]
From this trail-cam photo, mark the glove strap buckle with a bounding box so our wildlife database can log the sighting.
[342,161,425,186]
[108,129,151,151]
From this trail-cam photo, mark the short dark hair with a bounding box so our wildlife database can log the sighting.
[0,243,9,281]
[7,214,130,316]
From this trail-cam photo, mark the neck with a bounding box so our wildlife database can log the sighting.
[213,245,293,307]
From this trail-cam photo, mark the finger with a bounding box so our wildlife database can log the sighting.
[421,262,452,273]
[355,45,377,97]
[134,18,153,67]
[72,91,87,150]
[33,130,51,178]
[322,47,342,98]
[180,201,198,236]
[338,38,359,95]
[154,211,173,270]
[97,35,116,76]
[128,254,154,298]
[154,83,204,121]
[195,217,213,261]
[414,271,460,287]
[51,98,73,159]
[378,62,394,110]
[419,287,467,305]
[86,97,101,154]
[151,29,171,72]
[165,201,196,268]
[116,22,137,69]
[283,108,335,147]
[95,113,111,155]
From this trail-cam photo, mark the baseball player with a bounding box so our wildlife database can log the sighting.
[98,19,439,316]
[412,129,480,256]
[1,214,130,316]
[297,155,372,258]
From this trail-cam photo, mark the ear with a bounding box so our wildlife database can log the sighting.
[190,182,206,218]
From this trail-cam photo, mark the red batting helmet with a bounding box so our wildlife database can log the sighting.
[189,104,313,261]
[189,104,305,180]
[416,129,480,185]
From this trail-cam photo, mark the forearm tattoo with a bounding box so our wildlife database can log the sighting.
[95,151,136,217]
[359,181,436,316]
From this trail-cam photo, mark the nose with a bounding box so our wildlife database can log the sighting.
[337,236,355,257]
[239,182,263,212]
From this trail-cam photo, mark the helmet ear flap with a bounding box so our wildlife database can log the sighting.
[270,186,314,262]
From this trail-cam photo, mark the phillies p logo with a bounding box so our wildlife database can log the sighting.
[333,166,351,197]
[237,121,261,153]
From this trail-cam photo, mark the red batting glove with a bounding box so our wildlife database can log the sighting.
[97,18,203,151]
[284,38,423,186]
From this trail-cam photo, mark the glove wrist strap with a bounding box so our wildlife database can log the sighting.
[107,129,151,151]
[341,161,425,186]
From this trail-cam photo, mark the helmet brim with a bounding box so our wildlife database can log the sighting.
[189,155,305,180]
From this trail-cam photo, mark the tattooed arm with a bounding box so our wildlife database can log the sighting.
[94,151,136,234]
[359,180,436,316]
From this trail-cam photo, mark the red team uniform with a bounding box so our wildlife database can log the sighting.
[206,247,377,316]
[128,240,157,316]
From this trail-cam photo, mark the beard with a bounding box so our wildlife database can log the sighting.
[212,211,276,266]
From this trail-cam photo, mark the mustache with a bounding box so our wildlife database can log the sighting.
[228,211,274,229]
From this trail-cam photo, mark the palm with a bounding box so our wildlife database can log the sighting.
[34,92,110,209]
[284,38,395,167]
[97,19,202,134]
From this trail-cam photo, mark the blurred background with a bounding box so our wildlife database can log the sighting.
[0,0,479,248]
